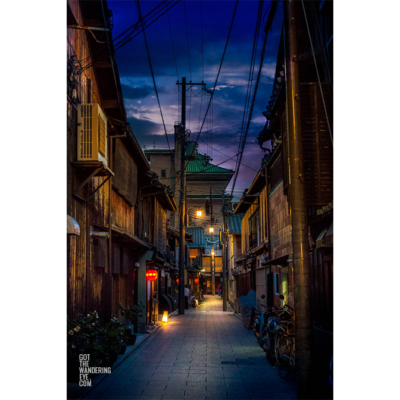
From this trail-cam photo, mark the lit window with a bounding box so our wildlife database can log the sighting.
[274,273,279,295]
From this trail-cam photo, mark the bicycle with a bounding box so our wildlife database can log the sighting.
[276,326,295,379]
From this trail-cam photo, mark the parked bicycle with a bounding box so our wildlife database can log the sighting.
[260,295,293,365]
[275,294,295,379]
[276,330,295,379]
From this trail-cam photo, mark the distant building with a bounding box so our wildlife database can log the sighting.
[144,130,234,295]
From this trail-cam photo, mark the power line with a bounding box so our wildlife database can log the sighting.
[197,138,258,172]
[234,0,264,181]
[187,0,240,163]
[135,0,174,180]
[183,0,192,81]
[230,0,272,204]
[166,7,179,79]
[77,0,182,74]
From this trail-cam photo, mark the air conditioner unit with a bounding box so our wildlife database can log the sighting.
[77,103,108,165]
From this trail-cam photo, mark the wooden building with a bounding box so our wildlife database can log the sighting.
[256,0,333,393]
[67,0,178,332]
[257,0,333,328]
[226,213,243,310]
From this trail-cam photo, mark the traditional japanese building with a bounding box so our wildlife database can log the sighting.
[144,134,234,295]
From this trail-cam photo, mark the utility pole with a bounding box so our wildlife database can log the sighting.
[222,193,227,311]
[284,1,312,397]
[176,78,207,315]
[210,188,215,296]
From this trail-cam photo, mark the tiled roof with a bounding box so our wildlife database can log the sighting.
[186,226,205,247]
[144,149,234,175]
[186,158,234,174]
[228,214,243,234]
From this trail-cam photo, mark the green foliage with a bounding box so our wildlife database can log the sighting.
[119,301,145,333]
[67,311,129,367]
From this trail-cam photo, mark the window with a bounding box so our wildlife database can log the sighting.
[274,273,279,295]
[161,169,166,178]
[269,153,283,193]
[249,211,259,248]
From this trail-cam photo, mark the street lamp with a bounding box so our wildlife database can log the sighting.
[209,227,214,233]
[186,207,203,226]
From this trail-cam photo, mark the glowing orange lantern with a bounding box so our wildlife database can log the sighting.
[194,278,199,283]
[176,278,179,284]
[146,269,158,281]
[162,311,168,323]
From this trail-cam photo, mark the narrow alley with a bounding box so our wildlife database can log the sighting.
[84,296,297,400]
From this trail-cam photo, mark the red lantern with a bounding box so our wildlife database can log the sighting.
[176,278,179,284]
[194,278,199,283]
[146,269,158,281]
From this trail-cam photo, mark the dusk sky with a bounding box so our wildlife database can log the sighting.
[109,0,283,200]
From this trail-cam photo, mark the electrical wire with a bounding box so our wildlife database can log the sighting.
[187,0,240,163]
[78,0,182,74]
[167,7,179,79]
[229,0,274,204]
[135,0,174,179]
[183,0,192,81]
[232,0,264,195]
[300,0,333,144]
[197,138,257,172]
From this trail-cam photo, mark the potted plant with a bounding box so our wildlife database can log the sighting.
[67,311,102,382]
[119,302,145,345]
[108,317,129,355]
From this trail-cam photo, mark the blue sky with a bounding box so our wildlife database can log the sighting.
[109,0,283,198]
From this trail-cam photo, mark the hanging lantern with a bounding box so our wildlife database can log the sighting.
[146,269,158,281]
[194,278,199,284]
[162,311,168,323]
[176,278,179,284]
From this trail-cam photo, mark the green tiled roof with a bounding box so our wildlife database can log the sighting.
[144,149,234,174]
[186,158,234,174]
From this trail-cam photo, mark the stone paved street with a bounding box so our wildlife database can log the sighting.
[84,296,297,400]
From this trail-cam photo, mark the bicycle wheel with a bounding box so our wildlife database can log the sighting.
[274,330,284,361]
[277,335,292,379]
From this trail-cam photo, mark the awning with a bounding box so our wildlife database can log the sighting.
[111,225,154,249]
[167,227,194,243]
[67,215,80,235]
[235,255,248,263]
[251,242,268,255]
[316,223,333,249]
[325,223,333,246]
[262,254,288,266]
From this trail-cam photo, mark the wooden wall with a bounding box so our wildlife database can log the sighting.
[112,191,135,235]
[240,186,268,254]
[269,182,292,259]
[113,140,138,207]
[154,198,167,252]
